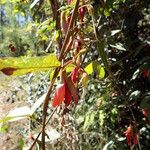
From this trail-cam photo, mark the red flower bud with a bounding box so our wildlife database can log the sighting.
[68,0,72,5]
[64,81,72,107]
[142,109,148,116]
[142,69,149,78]
[71,67,79,84]
[75,40,81,52]
[67,14,71,24]
[52,84,65,107]
[79,7,86,21]
[11,46,16,52]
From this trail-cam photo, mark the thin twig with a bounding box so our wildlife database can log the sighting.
[29,108,57,150]
[41,67,60,150]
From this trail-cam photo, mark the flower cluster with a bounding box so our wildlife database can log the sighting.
[124,125,139,146]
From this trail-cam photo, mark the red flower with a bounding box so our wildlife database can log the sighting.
[75,39,82,52]
[52,84,65,107]
[8,43,16,52]
[79,7,86,21]
[142,109,148,116]
[142,69,149,78]
[124,125,139,146]
[133,133,138,145]
[68,0,72,5]
[11,46,16,52]
[71,67,79,84]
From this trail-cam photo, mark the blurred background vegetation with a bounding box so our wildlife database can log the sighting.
[0,0,150,150]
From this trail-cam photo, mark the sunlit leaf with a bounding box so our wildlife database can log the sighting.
[85,63,93,75]
[30,94,47,115]
[85,61,105,79]
[30,0,39,9]
[110,43,126,51]
[0,106,31,123]
[65,63,75,73]
[111,29,121,36]
[0,54,60,76]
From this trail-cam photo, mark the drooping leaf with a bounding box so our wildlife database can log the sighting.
[7,106,30,122]
[0,106,31,123]
[111,29,121,36]
[30,94,47,115]
[0,54,60,76]
[140,96,150,109]
[110,43,126,51]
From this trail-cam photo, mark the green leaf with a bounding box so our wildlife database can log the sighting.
[110,43,126,51]
[0,54,60,76]
[103,141,114,150]
[30,0,39,9]
[97,41,110,73]
[7,106,30,122]
[85,61,105,79]
[140,96,150,110]
[0,94,50,124]
[65,63,75,73]
[111,29,121,36]
[85,62,93,75]
[99,110,105,127]
[83,111,96,130]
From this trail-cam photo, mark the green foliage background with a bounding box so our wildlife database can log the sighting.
[0,0,150,149]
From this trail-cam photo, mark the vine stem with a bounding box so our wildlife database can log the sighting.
[41,0,80,150]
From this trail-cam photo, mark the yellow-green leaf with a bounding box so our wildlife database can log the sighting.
[0,54,60,76]
[85,61,105,79]
[85,63,93,75]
